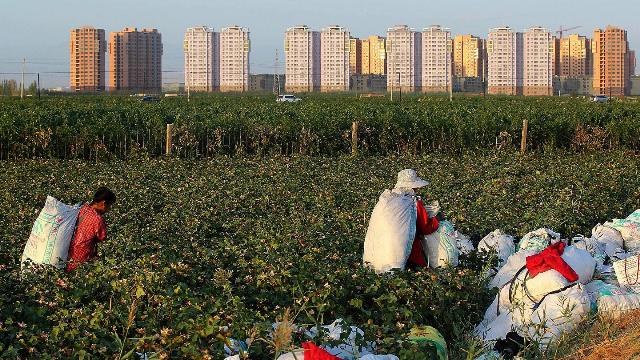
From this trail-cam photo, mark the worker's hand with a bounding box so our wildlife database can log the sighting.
[425,200,440,217]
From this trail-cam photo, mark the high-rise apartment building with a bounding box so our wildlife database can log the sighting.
[386,25,421,92]
[184,26,219,92]
[593,26,631,96]
[219,26,250,92]
[630,50,637,76]
[362,35,386,75]
[559,34,591,77]
[320,25,350,92]
[284,25,321,92]
[453,34,484,78]
[349,38,362,74]
[70,26,106,92]
[109,28,163,93]
[487,27,523,95]
[421,25,452,93]
[523,27,554,96]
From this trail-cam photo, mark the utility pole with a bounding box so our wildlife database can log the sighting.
[21,58,25,99]
[37,73,40,99]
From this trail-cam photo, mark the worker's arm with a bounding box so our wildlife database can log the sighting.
[95,218,107,242]
[416,199,439,236]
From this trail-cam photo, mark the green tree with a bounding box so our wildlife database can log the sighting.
[27,80,37,96]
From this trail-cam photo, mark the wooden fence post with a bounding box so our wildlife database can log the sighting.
[351,121,359,155]
[166,123,173,156]
[520,119,528,154]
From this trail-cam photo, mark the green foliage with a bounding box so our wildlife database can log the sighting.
[0,95,639,160]
[0,153,638,358]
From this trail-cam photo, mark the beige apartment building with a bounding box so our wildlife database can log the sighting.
[70,26,106,92]
[523,27,554,96]
[421,25,452,93]
[559,34,591,77]
[362,35,386,75]
[386,25,421,92]
[320,25,350,92]
[219,26,250,92]
[453,34,484,78]
[284,25,321,92]
[184,26,219,92]
[109,28,163,93]
[593,26,631,96]
[487,27,523,95]
[349,38,362,74]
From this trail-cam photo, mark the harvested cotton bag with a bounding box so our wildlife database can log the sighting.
[21,196,81,269]
[363,189,417,273]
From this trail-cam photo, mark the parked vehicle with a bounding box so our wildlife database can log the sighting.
[592,95,610,103]
[276,94,301,103]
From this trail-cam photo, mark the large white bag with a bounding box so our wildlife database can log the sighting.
[526,285,591,346]
[605,210,640,253]
[363,189,417,273]
[21,196,81,269]
[561,246,596,285]
[489,249,537,289]
[439,220,474,255]
[478,230,516,267]
[517,228,561,253]
[422,224,459,268]
[613,254,640,289]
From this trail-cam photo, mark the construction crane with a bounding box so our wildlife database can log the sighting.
[556,25,582,39]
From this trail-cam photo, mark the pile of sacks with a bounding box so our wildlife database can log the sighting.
[474,209,640,354]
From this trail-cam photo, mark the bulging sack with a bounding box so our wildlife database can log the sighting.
[363,190,417,273]
[422,224,459,268]
[479,230,516,267]
[21,196,81,269]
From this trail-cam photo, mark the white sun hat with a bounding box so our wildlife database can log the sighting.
[394,169,429,189]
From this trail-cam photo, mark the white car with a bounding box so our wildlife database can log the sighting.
[592,95,610,103]
[276,94,302,103]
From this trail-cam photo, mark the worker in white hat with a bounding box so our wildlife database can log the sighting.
[394,169,441,268]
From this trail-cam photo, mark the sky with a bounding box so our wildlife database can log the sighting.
[1,0,639,88]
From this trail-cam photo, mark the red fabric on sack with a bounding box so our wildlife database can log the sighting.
[525,241,578,282]
[302,342,340,360]
[407,199,440,267]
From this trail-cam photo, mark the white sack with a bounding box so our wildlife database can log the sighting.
[605,210,640,253]
[479,230,516,267]
[592,223,625,249]
[363,189,417,273]
[527,285,591,347]
[517,228,561,253]
[598,293,640,319]
[560,246,596,285]
[489,249,536,289]
[21,196,81,269]
[423,225,459,268]
[439,220,474,255]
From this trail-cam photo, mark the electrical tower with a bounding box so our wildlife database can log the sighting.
[273,49,281,95]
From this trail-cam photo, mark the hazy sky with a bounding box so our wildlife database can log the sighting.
[1,0,638,88]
